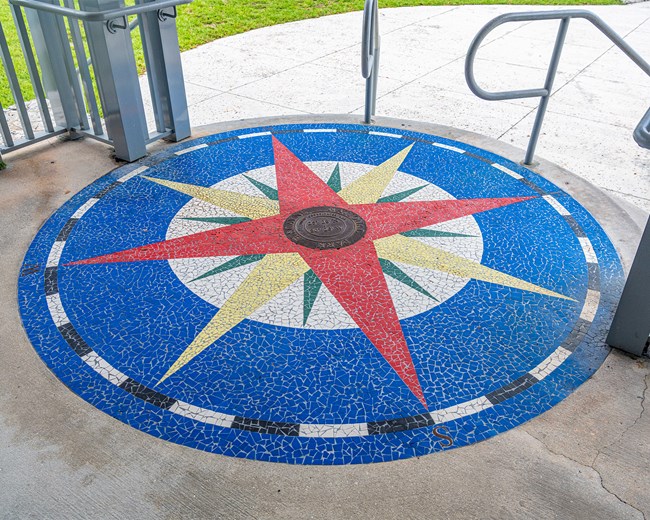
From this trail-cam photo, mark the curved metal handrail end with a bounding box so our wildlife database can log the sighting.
[464,11,580,101]
[466,9,650,101]
[633,108,650,151]
[361,0,378,79]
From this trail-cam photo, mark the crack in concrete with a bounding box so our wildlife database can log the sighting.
[524,430,646,519]
[589,370,648,466]
[602,371,648,452]
[590,372,649,520]
[593,462,647,520]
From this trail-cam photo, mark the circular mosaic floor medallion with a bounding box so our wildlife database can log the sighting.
[19,123,623,464]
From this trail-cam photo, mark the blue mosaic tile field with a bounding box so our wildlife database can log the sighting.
[18,123,624,464]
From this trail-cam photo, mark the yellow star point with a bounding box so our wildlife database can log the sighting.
[338,144,413,204]
[143,176,279,219]
[157,252,309,384]
[374,234,574,301]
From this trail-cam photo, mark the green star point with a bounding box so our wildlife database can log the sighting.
[244,175,279,200]
[303,269,323,325]
[327,163,342,192]
[378,258,438,301]
[378,185,427,203]
[191,254,266,282]
[401,229,475,238]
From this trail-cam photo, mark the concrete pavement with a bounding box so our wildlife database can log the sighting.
[2,4,650,519]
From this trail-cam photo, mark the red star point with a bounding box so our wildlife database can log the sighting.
[69,136,535,408]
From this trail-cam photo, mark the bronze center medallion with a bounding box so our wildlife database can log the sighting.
[283,206,367,250]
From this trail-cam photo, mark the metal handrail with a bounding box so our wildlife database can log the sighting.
[633,107,650,150]
[9,0,191,23]
[465,9,650,163]
[2,0,191,161]
[361,0,380,124]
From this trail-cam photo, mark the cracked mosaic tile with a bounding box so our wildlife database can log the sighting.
[19,123,624,464]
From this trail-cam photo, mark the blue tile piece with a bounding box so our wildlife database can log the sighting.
[18,124,624,464]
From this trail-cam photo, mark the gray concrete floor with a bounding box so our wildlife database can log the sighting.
[2,4,650,519]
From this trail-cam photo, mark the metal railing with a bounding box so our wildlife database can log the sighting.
[0,11,62,155]
[361,0,380,124]
[465,10,650,356]
[633,106,650,150]
[465,10,650,165]
[1,0,192,162]
[10,0,190,21]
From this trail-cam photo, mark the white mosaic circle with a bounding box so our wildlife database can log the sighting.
[166,161,484,329]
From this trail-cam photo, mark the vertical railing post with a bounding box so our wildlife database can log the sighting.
[24,0,84,129]
[10,4,55,133]
[607,217,650,356]
[0,22,34,140]
[524,17,569,165]
[0,98,15,148]
[80,0,148,161]
[63,0,104,136]
[362,0,380,125]
[369,7,380,120]
[137,1,190,141]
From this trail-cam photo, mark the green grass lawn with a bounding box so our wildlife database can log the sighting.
[0,0,620,109]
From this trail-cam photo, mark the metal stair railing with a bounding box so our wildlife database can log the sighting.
[9,0,190,23]
[466,9,650,357]
[633,106,650,151]
[464,9,650,165]
[1,0,192,163]
[0,15,63,159]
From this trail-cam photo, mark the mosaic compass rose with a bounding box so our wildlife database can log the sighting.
[69,137,568,407]
[19,123,623,464]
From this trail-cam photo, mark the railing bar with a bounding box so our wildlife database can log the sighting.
[1,127,68,153]
[79,130,112,146]
[525,17,570,165]
[64,0,103,135]
[466,9,650,165]
[79,11,108,135]
[9,0,192,23]
[137,11,166,134]
[465,24,548,100]
[361,0,375,79]
[369,0,379,119]
[362,0,379,124]
[54,9,90,130]
[0,23,34,140]
[10,5,55,133]
[145,129,173,144]
[590,22,650,78]
[633,107,650,150]
[0,99,15,148]
[477,10,650,78]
